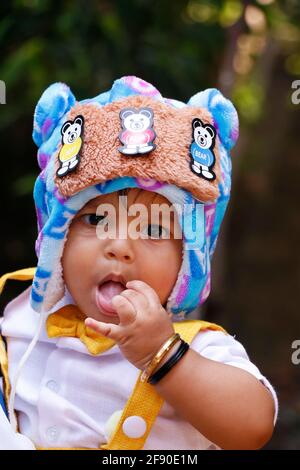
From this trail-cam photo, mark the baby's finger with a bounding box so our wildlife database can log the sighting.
[126,280,160,306]
[111,294,137,325]
[85,318,122,340]
[119,288,147,313]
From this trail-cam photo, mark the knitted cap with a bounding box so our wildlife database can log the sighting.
[32,76,239,319]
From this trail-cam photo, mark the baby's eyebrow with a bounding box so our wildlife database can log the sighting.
[82,199,103,210]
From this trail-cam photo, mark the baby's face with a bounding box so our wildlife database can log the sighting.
[62,188,182,324]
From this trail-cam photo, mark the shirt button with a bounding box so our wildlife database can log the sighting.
[46,426,59,443]
[122,416,147,439]
[46,380,59,393]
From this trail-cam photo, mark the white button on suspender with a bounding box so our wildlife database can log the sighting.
[122,416,147,439]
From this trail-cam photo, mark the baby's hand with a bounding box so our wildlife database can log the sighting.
[85,280,175,370]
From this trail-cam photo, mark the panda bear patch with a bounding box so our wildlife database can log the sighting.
[118,107,156,156]
[189,118,216,181]
[57,115,84,177]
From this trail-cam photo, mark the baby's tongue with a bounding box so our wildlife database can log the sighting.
[96,281,125,313]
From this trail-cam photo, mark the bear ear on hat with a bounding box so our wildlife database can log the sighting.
[188,88,239,151]
[192,118,204,129]
[32,82,76,148]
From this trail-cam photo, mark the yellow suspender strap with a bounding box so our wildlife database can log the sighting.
[0,268,36,296]
[0,268,227,451]
[0,335,10,413]
[0,268,36,416]
[101,319,227,450]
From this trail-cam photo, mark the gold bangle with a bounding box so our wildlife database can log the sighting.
[140,333,181,383]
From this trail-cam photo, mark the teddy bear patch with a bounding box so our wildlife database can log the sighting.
[118,107,156,156]
[57,115,84,177]
[189,118,216,181]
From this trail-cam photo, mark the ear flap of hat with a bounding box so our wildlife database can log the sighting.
[188,88,239,151]
[32,82,76,151]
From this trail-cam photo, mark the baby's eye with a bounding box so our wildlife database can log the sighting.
[141,224,169,239]
[81,214,107,226]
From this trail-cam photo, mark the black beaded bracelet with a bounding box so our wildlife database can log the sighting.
[148,340,190,385]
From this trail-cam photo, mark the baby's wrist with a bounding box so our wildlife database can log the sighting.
[155,342,182,368]
[140,333,182,381]
[147,339,190,385]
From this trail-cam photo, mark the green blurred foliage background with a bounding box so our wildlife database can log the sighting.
[0,0,300,449]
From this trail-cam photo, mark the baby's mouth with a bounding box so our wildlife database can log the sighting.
[95,279,126,316]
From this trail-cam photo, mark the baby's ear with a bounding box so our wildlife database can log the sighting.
[188,88,239,151]
[32,82,76,148]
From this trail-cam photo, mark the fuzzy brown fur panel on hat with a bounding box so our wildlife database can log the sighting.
[54,95,221,203]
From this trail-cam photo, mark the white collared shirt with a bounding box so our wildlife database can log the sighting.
[0,286,278,450]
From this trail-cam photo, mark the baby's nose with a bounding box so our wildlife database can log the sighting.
[104,238,134,263]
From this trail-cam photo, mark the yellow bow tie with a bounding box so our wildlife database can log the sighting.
[46,305,116,355]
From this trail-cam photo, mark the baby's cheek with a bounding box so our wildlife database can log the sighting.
[61,235,83,286]
[163,246,182,303]
[61,250,74,290]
